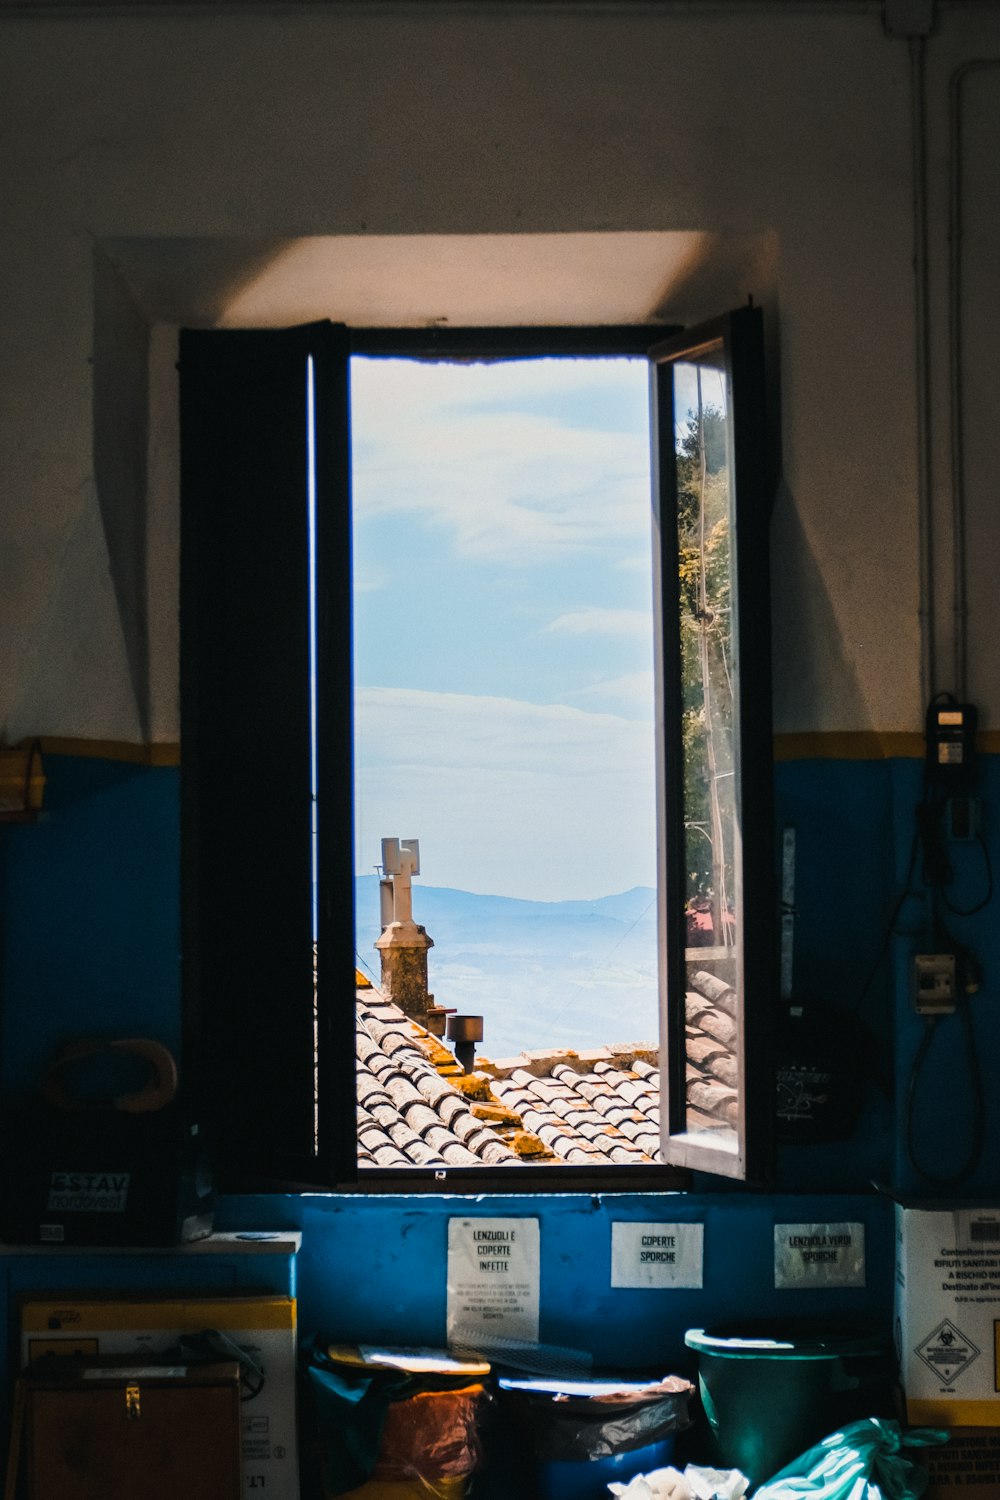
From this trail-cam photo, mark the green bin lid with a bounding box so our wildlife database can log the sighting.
[684,1324,886,1360]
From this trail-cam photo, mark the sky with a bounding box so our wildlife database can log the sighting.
[350,354,657,903]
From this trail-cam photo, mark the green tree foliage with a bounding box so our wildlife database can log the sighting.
[675,401,734,940]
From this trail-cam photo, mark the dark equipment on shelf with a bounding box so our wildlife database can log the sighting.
[0,1037,214,1248]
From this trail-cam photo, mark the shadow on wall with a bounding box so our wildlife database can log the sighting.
[103,237,295,328]
[93,250,151,742]
[770,479,872,734]
[649,230,779,330]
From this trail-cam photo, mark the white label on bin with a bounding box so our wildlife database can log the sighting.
[447,1217,540,1347]
[611,1222,704,1289]
[774,1222,866,1288]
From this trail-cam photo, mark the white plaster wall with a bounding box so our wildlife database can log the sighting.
[0,4,998,741]
[948,61,1000,717]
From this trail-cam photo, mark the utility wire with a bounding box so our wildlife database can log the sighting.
[902,715,989,1184]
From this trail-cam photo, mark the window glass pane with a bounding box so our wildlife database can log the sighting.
[672,345,740,1147]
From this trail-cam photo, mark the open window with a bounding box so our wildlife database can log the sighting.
[179,310,773,1191]
[652,315,774,1181]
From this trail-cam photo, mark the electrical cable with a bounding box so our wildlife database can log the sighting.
[903,810,988,1183]
[856,763,942,1026]
[905,999,985,1187]
[942,833,993,916]
[354,951,380,985]
[856,703,990,1185]
[850,825,923,1016]
[591,893,658,972]
[917,785,992,914]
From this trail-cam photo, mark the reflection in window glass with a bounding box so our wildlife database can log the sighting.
[672,348,740,1143]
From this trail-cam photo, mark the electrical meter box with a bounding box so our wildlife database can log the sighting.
[895,1203,1000,1425]
[0,1036,214,1248]
[21,1358,243,1500]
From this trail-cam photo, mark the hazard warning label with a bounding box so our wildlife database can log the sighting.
[915,1319,981,1386]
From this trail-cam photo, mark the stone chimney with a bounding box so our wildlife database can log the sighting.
[374,837,434,1022]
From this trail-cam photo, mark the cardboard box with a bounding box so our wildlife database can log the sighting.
[895,1204,1000,1425]
[919,1428,1000,1500]
[20,1294,298,1500]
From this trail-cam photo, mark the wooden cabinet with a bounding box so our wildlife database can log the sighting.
[20,1359,242,1500]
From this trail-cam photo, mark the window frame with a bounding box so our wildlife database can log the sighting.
[179,314,774,1195]
[650,310,776,1183]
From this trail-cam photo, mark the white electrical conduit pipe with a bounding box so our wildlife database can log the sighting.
[911,35,937,706]
[949,59,1000,705]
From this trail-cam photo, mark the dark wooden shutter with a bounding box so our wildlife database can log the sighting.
[179,322,356,1188]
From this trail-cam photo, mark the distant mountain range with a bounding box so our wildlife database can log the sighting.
[354,876,659,1058]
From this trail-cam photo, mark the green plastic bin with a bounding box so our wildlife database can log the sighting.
[684,1323,892,1487]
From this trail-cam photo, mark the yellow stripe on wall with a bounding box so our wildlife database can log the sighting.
[34,738,180,767]
[773,732,924,761]
[21,732,1000,769]
[774,731,1000,761]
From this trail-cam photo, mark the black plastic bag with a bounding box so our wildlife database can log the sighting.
[503,1377,693,1462]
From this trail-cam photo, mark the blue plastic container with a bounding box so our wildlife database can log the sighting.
[538,1435,675,1500]
[499,1375,691,1500]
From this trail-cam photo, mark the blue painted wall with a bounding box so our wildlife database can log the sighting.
[774,752,1000,1201]
[0,755,181,1095]
[2,749,999,1412]
[215,1190,894,1375]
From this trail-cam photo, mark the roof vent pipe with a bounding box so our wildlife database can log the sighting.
[447,1015,484,1075]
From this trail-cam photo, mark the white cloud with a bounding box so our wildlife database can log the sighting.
[353,559,390,594]
[352,355,643,417]
[353,417,648,561]
[545,607,652,640]
[353,686,656,901]
[615,553,655,576]
[564,671,656,719]
[350,360,651,563]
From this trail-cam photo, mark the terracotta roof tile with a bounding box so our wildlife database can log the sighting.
[353,966,738,1168]
[481,1055,662,1162]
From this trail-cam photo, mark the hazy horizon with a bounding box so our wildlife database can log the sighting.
[353,869,656,908]
[353,872,660,1055]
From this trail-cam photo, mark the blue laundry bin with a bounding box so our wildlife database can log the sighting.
[499,1374,693,1500]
